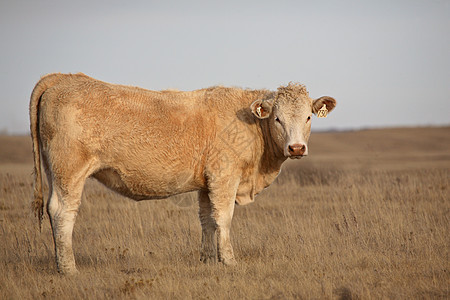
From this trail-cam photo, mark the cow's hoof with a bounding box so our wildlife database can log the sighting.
[220,257,237,266]
[200,253,217,264]
[58,267,79,275]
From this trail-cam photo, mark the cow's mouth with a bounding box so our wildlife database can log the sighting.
[289,155,304,160]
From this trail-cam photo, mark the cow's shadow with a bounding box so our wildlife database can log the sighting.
[236,108,257,125]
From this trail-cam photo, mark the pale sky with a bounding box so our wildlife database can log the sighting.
[0,0,449,134]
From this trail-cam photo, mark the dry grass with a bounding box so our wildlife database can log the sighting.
[0,127,449,299]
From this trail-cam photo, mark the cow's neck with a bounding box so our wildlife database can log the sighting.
[258,118,286,180]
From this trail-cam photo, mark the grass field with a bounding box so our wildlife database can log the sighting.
[0,127,449,299]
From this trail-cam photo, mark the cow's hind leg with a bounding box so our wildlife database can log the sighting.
[45,156,97,275]
[198,190,216,263]
[47,187,81,274]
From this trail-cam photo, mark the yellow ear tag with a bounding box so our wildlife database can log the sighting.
[317,104,328,118]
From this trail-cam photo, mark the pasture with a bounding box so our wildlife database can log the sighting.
[0,127,448,299]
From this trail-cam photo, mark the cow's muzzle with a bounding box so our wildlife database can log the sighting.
[287,143,307,158]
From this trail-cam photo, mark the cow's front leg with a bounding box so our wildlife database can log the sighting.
[198,190,216,263]
[215,200,236,266]
[208,180,238,266]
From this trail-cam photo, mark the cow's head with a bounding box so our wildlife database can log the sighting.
[250,83,336,159]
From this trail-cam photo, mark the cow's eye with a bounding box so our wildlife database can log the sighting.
[275,116,281,123]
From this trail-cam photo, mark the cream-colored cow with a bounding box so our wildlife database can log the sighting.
[30,73,336,274]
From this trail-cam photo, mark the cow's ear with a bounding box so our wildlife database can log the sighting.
[312,96,337,115]
[250,99,273,119]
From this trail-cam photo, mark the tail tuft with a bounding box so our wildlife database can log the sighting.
[32,192,44,231]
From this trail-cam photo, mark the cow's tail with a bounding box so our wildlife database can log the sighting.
[29,73,63,231]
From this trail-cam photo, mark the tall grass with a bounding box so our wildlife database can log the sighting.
[0,128,449,299]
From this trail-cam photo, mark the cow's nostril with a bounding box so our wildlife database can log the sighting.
[288,144,306,156]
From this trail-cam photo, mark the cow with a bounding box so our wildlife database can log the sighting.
[29,73,336,274]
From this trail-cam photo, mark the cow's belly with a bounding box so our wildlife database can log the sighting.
[92,167,201,200]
